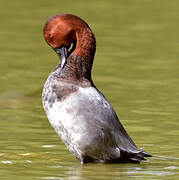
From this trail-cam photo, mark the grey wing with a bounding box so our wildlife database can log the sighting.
[74,88,141,160]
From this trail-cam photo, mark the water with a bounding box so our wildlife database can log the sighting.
[0,0,179,179]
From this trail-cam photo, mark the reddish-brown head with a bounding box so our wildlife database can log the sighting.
[43,14,75,49]
[43,14,95,58]
[43,14,96,80]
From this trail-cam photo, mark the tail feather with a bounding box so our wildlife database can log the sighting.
[105,150,152,164]
[126,150,152,163]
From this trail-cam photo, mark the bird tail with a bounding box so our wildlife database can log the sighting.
[128,150,152,163]
[106,150,152,164]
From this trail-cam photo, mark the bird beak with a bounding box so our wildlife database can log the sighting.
[53,46,67,69]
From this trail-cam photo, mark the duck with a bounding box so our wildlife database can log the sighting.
[42,14,151,164]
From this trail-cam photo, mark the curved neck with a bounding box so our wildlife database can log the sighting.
[74,27,96,61]
[59,27,96,82]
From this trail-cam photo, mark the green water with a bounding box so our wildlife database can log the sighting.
[0,0,179,179]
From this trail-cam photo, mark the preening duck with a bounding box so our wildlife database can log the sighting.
[42,14,151,164]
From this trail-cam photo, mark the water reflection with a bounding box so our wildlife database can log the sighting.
[0,141,179,179]
[40,155,178,179]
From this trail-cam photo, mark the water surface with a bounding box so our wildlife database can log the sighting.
[0,0,179,179]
